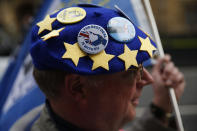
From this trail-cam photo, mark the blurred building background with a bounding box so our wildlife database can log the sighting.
[0,0,196,130]
[0,0,42,80]
[0,0,42,56]
[151,0,197,66]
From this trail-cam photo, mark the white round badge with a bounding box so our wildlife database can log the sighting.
[77,24,108,54]
[107,17,136,42]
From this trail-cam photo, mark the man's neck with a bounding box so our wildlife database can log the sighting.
[46,100,83,130]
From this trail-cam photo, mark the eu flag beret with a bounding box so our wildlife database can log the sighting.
[30,4,157,75]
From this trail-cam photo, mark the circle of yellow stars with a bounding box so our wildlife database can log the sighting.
[36,13,157,71]
[61,35,156,71]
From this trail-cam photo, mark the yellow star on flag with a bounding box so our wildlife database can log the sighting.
[41,27,64,41]
[138,36,157,58]
[37,15,56,35]
[62,42,86,66]
[89,51,114,71]
[118,45,138,70]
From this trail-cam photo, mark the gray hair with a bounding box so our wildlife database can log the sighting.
[33,68,67,99]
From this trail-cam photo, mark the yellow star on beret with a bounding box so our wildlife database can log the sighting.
[62,42,86,66]
[89,51,114,71]
[37,15,56,35]
[138,36,157,58]
[118,44,138,70]
[42,27,64,41]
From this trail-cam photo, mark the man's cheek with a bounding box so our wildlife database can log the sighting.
[122,101,136,124]
[130,85,137,97]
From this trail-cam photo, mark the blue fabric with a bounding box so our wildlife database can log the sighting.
[0,86,45,131]
[30,5,157,75]
[0,0,53,117]
[0,0,53,131]
[0,58,17,114]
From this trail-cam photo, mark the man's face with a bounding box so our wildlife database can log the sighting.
[83,68,153,130]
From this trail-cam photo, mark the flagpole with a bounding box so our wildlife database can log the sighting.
[143,0,184,131]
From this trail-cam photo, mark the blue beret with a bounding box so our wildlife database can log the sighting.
[30,4,157,75]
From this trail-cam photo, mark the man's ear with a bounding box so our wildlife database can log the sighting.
[64,74,88,102]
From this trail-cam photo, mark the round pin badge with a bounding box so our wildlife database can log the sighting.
[107,17,136,42]
[57,7,86,24]
[77,24,108,54]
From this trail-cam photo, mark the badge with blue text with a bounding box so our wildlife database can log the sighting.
[77,24,108,54]
[57,7,86,24]
[107,17,136,42]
